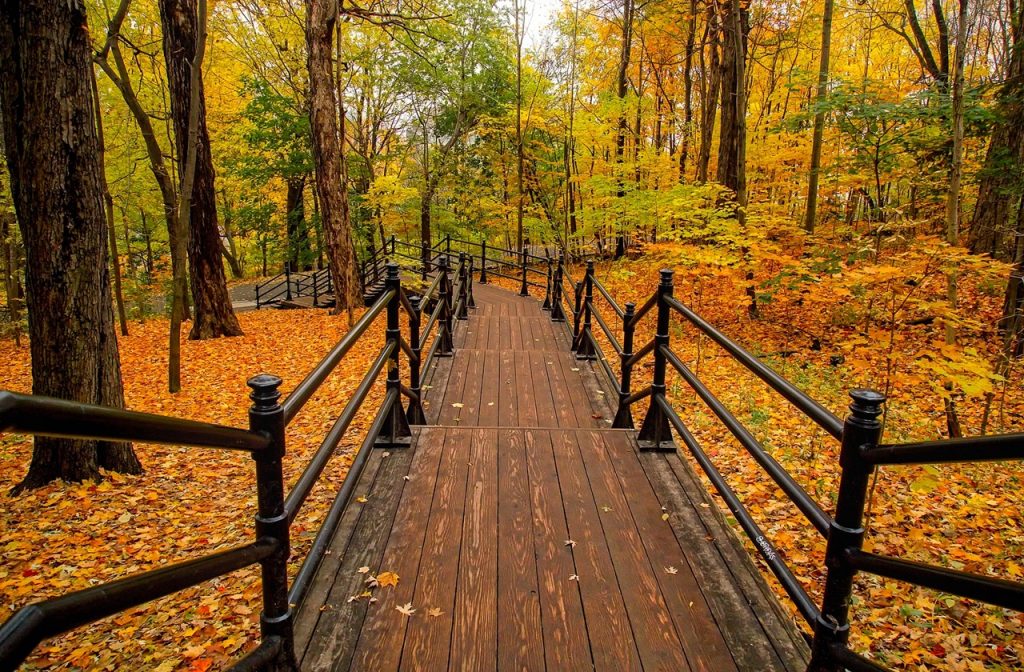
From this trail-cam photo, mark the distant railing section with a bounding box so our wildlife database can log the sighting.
[0,255,474,671]
[255,267,333,309]
[544,260,1024,672]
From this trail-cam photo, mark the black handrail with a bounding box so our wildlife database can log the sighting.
[656,394,821,625]
[864,432,1024,465]
[0,539,277,668]
[664,294,843,440]
[662,345,832,536]
[0,391,271,452]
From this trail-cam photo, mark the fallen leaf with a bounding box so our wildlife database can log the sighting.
[357,566,370,574]
[396,603,416,617]
[564,539,577,548]
[427,607,443,617]
[376,571,399,588]
[665,566,679,575]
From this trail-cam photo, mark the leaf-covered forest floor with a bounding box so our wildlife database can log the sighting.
[0,309,393,670]
[1,239,1022,670]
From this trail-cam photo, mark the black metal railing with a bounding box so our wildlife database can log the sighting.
[255,267,333,309]
[0,257,471,671]
[539,261,1024,672]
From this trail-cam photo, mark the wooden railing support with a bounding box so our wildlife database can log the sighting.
[406,296,427,425]
[457,253,470,320]
[613,301,636,428]
[542,257,552,311]
[808,389,885,671]
[467,256,476,308]
[519,246,529,296]
[480,240,488,283]
[376,263,412,448]
[573,261,597,360]
[550,255,565,322]
[637,269,674,450]
[437,258,454,357]
[247,374,297,671]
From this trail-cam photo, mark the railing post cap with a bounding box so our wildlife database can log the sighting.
[660,268,674,284]
[410,295,421,309]
[248,374,283,409]
[625,301,636,313]
[386,261,399,277]
[586,259,595,270]
[848,388,885,418]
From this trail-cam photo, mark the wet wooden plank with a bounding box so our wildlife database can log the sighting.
[524,430,592,671]
[496,349,518,427]
[349,427,446,671]
[451,428,499,670]
[550,430,642,672]
[529,350,559,427]
[513,350,538,427]
[600,432,738,672]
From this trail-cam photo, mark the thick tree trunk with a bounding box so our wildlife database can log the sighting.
[159,0,242,340]
[0,0,142,490]
[717,0,748,210]
[614,0,635,259]
[307,0,360,317]
[969,4,1023,258]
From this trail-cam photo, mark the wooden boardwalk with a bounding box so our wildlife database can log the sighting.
[295,283,809,671]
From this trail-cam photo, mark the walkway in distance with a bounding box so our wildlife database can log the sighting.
[295,282,810,671]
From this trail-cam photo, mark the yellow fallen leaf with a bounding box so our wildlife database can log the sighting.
[396,602,416,616]
[376,571,399,588]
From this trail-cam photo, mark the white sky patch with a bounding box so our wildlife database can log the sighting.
[522,0,561,50]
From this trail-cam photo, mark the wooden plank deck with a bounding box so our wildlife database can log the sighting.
[295,282,810,671]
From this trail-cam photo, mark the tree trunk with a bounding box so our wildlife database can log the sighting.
[0,209,22,346]
[307,0,360,318]
[680,0,697,181]
[697,0,721,183]
[803,0,835,233]
[0,0,142,490]
[969,2,1023,258]
[614,0,635,259]
[717,0,748,211]
[159,0,242,340]
[219,190,244,279]
[286,175,311,271]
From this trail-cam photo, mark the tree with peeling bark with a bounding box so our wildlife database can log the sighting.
[0,0,142,489]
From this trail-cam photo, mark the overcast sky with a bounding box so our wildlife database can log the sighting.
[522,0,561,50]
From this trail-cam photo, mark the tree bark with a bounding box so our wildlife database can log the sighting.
[286,175,311,271]
[969,1,1023,258]
[717,0,748,211]
[614,0,635,259]
[803,0,835,233]
[0,0,142,489]
[159,0,243,340]
[307,0,360,318]
[697,0,721,183]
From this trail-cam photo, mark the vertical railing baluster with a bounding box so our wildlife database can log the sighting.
[446,234,452,256]
[421,241,429,281]
[519,246,529,296]
[542,257,552,311]
[390,234,396,257]
[550,254,565,322]
[285,266,292,301]
[613,302,636,428]
[808,389,885,672]
[457,253,469,320]
[467,256,476,309]
[435,258,454,356]
[255,284,261,310]
[377,263,412,447]
[637,269,674,450]
[247,374,296,671]
[406,296,426,425]
[480,240,488,283]
[313,270,320,308]
[574,261,596,360]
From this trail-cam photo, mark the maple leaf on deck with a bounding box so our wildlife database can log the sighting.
[396,603,416,617]
[376,571,399,588]
[427,607,443,618]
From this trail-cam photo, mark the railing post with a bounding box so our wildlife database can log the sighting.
[390,234,396,256]
[574,261,597,360]
[519,246,529,296]
[480,240,488,283]
[542,257,553,311]
[808,389,885,672]
[256,284,262,310]
[613,302,636,428]
[313,270,320,308]
[467,255,476,308]
[570,278,584,350]
[457,253,469,320]
[437,257,454,356]
[421,241,429,281]
[550,254,565,322]
[247,374,297,671]
[377,263,412,447]
[446,234,452,256]
[285,266,292,301]
[406,296,427,425]
[637,269,674,451]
